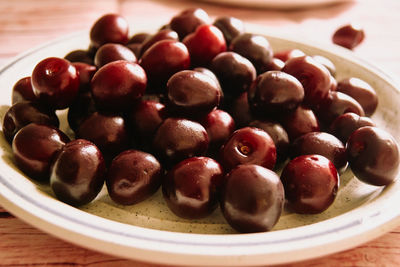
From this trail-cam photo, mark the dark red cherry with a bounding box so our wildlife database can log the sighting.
[210,51,256,98]
[332,24,365,50]
[67,90,97,132]
[281,155,339,214]
[50,139,106,206]
[12,123,69,181]
[248,71,304,117]
[129,100,167,143]
[220,164,284,233]
[213,16,245,45]
[11,77,37,104]
[329,112,375,144]
[152,118,209,167]
[346,126,399,186]
[169,8,211,39]
[249,120,289,164]
[265,58,285,71]
[140,40,190,87]
[166,70,221,118]
[107,150,162,205]
[312,55,336,77]
[91,60,147,111]
[290,132,347,173]
[3,101,59,143]
[219,127,276,171]
[274,49,305,63]
[76,112,131,159]
[280,105,320,141]
[229,33,273,74]
[31,57,80,109]
[316,91,365,126]
[183,24,227,67]
[128,33,150,44]
[64,49,94,65]
[163,157,224,219]
[94,43,136,67]
[282,56,331,109]
[140,29,179,55]
[228,92,254,128]
[72,62,97,90]
[336,77,378,116]
[199,109,235,152]
[89,14,129,49]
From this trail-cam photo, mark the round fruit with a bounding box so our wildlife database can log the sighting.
[163,157,224,219]
[220,164,284,233]
[281,155,339,214]
[91,60,147,111]
[12,123,70,181]
[31,57,80,109]
[107,150,162,205]
[50,139,106,206]
[219,127,276,171]
[346,126,399,186]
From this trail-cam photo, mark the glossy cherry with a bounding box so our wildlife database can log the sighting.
[274,49,305,63]
[316,91,365,126]
[183,24,227,67]
[11,77,37,104]
[129,100,167,143]
[228,92,255,128]
[280,105,320,141]
[67,90,97,131]
[163,156,224,219]
[329,112,375,144]
[76,112,131,159]
[312,55,336,77]
[107,150,162,205]
[199,109,235,152]
[282,56,331,109]
[140,29,179,55]
[31,57,80,109]
[346,126,399,186]
[94,43,136,67]
[169,8,211,39]
[290,132,347,172]
[249,120,289,164]
[91,60,147,111]
[3,101,59,143]
[89,14,129,49]
[210,51,256,98]
[50,139,106,206]
[64,49,94,65]
[72,62,97,90]
[332,24,365,50]
[248,70,304,117]
[12,123,70,181]
[220,164,284,233]
[229,33,273,74]
[281,155,339,214]
[336,77,378,116]
[140,40,190,87]
[213,16,245,45]
[166,70,221,118]
[152,118,209,167]
[219,127,276,171]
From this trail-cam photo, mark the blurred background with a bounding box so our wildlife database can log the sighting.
[1,0,400,266]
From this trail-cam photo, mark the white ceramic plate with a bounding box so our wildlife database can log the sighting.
[195,0,352,9]
[0,24,400,266]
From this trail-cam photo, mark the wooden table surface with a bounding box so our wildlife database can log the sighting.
[1,0,400,266]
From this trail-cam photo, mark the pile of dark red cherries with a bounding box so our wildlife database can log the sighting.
[3,8,399,233]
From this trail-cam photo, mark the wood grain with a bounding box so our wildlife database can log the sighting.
[1,0,400,266]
